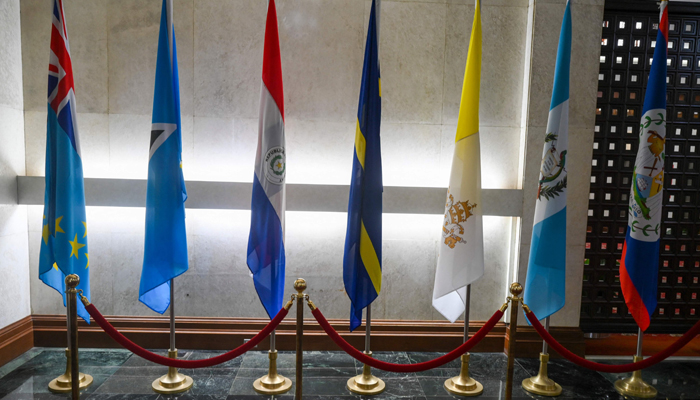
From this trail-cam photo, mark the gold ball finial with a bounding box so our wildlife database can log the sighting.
[509,282,523,297]
[294,278,307,294]
[65,274,80,288]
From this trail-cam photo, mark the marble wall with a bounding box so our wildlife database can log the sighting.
[0,0,31,330]
[14,0,603,325]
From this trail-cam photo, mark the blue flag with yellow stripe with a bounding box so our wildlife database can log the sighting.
[343,0,382,332]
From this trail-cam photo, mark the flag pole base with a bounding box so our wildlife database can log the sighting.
[522,353,562,396]
[347,352,385,395]
[151,349,193,394]
[48,348,94,393]
[254,350,292,394]
[444,353,483,397]
[614,356,657,398]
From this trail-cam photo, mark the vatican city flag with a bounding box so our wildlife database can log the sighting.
[432,0,483,323]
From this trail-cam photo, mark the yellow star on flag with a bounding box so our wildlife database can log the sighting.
[53,262,58,271]
[82,221,88,238]
[85,253,89,269]
[69,234,86,259]
[42,224,50,245]
[55,216,65,234]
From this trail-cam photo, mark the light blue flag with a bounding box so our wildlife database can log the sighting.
[39,0,91,323]
[523,0,571,321]
[139,0,188,314]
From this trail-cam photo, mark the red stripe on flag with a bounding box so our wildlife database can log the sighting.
[619,240,651,331]
[49,64,59,73]
[262,0,284,120]
[49,24,74,112]
[58,0,68,39]
[659,6,669,41]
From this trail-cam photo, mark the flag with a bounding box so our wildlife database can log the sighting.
[343,0,382,332]
[523,0,571,322]
[432,0,483,323]
[247,0,286,319]
[620,0,668,332]
[139,0,188,314]
[39,0,91,323]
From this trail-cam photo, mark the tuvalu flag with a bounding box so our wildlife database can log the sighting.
[39,0,91,323]
[620,0,668,332]
[432,0,483,323]
[523,0,571,322]
[343,0,382,332]
[139,0,188,314]
[247,0,286,319]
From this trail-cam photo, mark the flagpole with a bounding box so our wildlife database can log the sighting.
[542,316,550,354]
[614,327,656,397]
[347,304,385,394]
[151,278,193,394]
[444,284,483,395]
[365,304,372,353]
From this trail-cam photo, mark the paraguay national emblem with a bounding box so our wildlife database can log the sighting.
[537,132,567,200]
[442,191,477,249]
[264,146,286,185]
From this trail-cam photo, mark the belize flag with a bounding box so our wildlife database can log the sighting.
[247,0,286,319]
[523,0,571,321]
[620,0,668,332]
[432,0,483,323]
[39,0,91,323]
[343,0,382,332]
[139,0,188,314]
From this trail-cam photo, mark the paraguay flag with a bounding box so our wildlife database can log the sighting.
[139,0,188,314]
[432,0,482,323]
[343,0,382,332]
[247,0,286,319]
[523,0,571,322]
[39,0,91,323]
[620,0,668,332]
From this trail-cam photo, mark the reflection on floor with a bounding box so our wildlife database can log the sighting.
[0,348,699,399]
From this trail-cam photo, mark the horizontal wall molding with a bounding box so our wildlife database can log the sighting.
[15,176,523,216]
[0,316,33,368]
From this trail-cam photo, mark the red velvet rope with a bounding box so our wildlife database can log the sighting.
[311,307,504,372]
[526,310,700,373]
[85,303,288,368]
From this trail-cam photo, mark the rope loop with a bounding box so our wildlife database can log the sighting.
[526,308,700,373]
[311,305,505,373]
[85,301,289,369]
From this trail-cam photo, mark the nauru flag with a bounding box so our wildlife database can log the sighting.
[523,0,571,322]
[247,0,286,319]
[620,0,668,332]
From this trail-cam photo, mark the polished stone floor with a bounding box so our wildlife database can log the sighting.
[0,348,698,400]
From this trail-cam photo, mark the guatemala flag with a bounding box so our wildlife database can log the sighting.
[343,0,382,332]
[39,0,91,323]
[247,0,286,319]
[523,0,571,322]
[620,0,668,332]
[139,0,188,314]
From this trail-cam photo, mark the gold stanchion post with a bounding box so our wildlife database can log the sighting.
[444,284,482,397]
[505,282,522,400]
[296,278,308,400]
[49,275,93,395]
[152,280,193,394]
[522,317,562,396]
[347,305,385,395]
[614,328,657,398]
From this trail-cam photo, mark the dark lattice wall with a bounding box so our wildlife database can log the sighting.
[582,1,700,333]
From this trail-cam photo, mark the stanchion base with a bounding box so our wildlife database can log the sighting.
[48,372,94,393]
[444,376,484,397]
[614,355,657,399]
[347,373,386,395]
[522,377,562,396]
[152,371,194,394]
[522,353,562,397]
[253,375,293,394]
[614,376,657,398]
